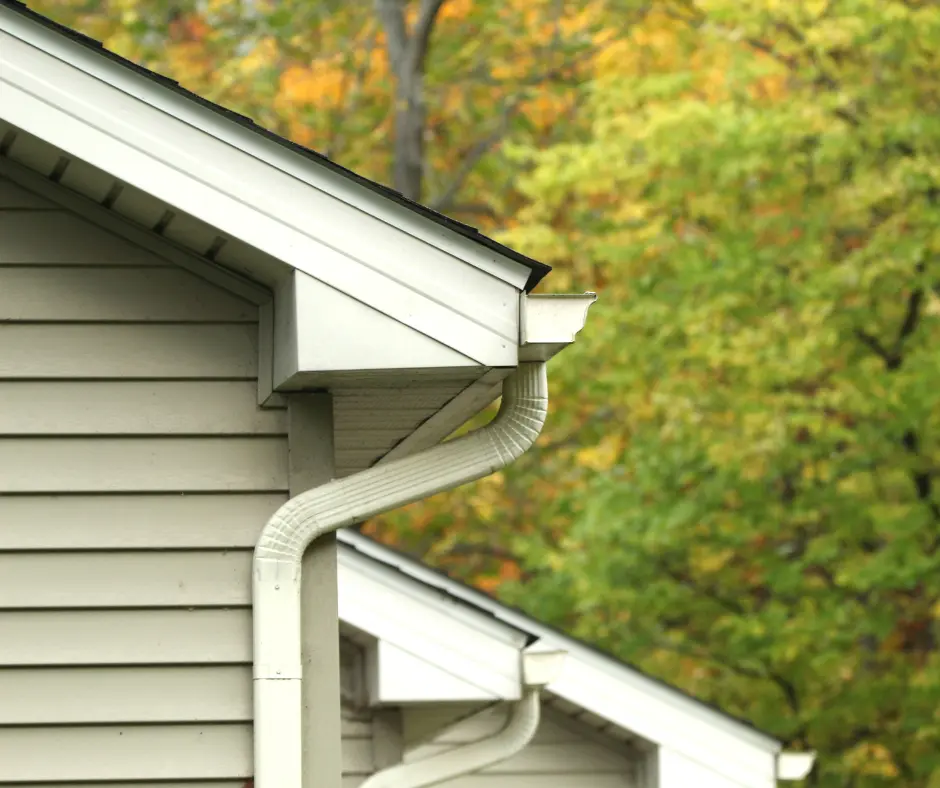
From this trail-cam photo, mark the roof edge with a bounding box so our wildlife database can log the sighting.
[336,529,783,753]
[0,0,551,292]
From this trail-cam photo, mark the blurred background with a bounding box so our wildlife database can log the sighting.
[28,1,940,784]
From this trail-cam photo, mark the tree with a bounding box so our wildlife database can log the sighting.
[29,0,633,222]
[376,2,940,785]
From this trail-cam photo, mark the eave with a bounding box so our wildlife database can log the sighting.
[0,13,528,373]
[0,1,593,476]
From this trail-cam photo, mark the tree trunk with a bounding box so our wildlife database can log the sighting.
[392,70,425,202]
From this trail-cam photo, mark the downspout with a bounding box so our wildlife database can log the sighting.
[359,644,568,788]
[253,362,549,788]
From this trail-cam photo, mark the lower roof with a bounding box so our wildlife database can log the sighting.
[338,528,783,750]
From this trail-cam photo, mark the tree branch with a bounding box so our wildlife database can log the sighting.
[411,0,448,72]
[429,99,522,213]
[374,0,408,72]
[855,328,899,369]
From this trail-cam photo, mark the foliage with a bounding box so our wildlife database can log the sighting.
[29,0,635,221]
[376,3,940,785]
[25,0,940,785]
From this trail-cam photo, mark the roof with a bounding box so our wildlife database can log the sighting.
[0,0,551,291]
[339,529,796,784]
[335,528,805,787]
[338,527,774,738]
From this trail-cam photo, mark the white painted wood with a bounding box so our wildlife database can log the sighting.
[0,666,374,729]
[57,153,119,203]
[372,709,404,769]
[379,369,506,463]
[777,752,816,781]
[546,655,777,788]
[3,119,64,172]
[335,447,403,471]
[0,175,55,208]
[0,609,252,665]
[338,552,526,702]
[0,784,247,788]
[0,7,534,293]
[288,393,344,788]
[0,551,253,608]
[162,211,220,254]
[402,705,486,749]
[277,271,480,390]
[657,748,755,788]
[425,776,633,787]
[406,706,589,747]
[109,181,172,227]
[520,293,596,362]
[0,493,284,550]
[399,705,639,786]
[0,437,288,492]
[0,43,519,366]
[273,270,299,383]
[367,640,499,705]
[258,299,285,406]
[0,666,252,724]
[0,210,168,265]
[0,156,272,305]
[0,267,257,321]
[0,324,259,379]
[406,742,632,774]
[334,386,467,409]
[0,381,286,435]
[332,406,428,432]
[290,367,483,389]
[0,782,624,788]
[333,428,418,451]
[0,724,253,780]
[337,531,782,786]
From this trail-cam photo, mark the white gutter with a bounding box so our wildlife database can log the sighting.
[253,362,549,788]
[360,643,568,788]
[777,751,817,781]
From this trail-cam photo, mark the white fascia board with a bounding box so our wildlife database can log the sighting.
[544,650,779,788]
[367,639,502,706]
[657,748,769,788]
[338,547,527,702]
[0,28,518,367]
[0,7,532,292]
[337,531,783,779]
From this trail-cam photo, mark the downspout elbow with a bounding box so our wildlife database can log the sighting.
[252,363,549,788]
[360,689,542,788]
[359,644,567,788]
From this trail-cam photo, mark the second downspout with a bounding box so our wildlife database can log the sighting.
[253,362,549,788]
[359,643,568,788]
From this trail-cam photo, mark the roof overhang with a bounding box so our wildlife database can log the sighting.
[0,22,523,368]
[336,530,809,788]
[0,2,594,472]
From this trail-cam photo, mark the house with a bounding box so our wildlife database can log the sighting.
[0,1,813,786]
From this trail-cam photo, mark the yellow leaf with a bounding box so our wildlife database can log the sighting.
[574,434,623,471]
[926,290,940,317]
[694,547,734,574]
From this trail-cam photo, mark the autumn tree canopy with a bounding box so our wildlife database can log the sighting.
[28,0,940,785]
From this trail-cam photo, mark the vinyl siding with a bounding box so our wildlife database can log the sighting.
[0,187,373,784]
[400,704,640,787]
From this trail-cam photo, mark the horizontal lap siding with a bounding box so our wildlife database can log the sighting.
[0,197,374,783]
[403,706,638,787]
